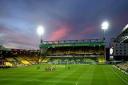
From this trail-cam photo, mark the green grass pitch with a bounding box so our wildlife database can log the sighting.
[0,64,128,85]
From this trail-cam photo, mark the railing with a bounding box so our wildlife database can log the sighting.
[40,39,104,48]
[42,39,103,44]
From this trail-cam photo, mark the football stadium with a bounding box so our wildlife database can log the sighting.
[1,31,128,85]
[0,0,128,85]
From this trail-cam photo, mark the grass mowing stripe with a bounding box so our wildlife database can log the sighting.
[70,65,92,85]
[112,66,128,85]
[103,65,122,85]
[91,65,108,85]
[55,64,85,85]
[113,66,128,81]
[42,65,77,85]
[0,64,66,85]
[0,64,128,85]
[34,65,68,85]
[76,65,95,85]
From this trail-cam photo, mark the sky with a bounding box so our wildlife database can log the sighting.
[0,0,128,49]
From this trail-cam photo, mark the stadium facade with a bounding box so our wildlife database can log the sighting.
[111,24,128,61]
[40,39,106,63]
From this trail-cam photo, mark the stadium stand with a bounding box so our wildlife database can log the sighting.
[5,57,17,66]
[116,62,128,72]
[0,47,48,67]
[40,39,105,64]
[0,39,105,68]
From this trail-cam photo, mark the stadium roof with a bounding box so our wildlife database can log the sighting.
[122,24,128,32]
[40,39,104,48]
[114,24,128,43]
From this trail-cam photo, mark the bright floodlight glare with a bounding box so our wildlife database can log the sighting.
[101,21,109,30]
[110,48,113,55]
[37,25,44,36]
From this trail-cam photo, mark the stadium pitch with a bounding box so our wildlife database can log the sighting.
[0,64,128,85]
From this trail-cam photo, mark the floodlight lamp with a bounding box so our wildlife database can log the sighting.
[37,25,44,36]
[101,21,109,30]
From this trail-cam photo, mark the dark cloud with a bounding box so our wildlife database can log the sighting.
[0,0,128,49]
[0,24,38,49]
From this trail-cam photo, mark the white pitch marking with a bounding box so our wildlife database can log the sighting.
[75,82,78,85]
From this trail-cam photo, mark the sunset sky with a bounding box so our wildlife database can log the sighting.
[0,0,128,49]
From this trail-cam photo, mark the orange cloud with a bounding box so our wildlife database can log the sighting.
[49,25,70,41]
